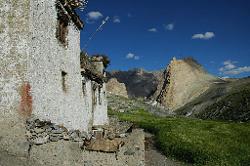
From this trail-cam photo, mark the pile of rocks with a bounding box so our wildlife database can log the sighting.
[25,117,91,145]
[84,117,133,153]
[25,116,135,154]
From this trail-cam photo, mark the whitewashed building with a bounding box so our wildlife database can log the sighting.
[0,0,108,132]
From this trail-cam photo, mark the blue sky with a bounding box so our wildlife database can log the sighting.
[77,0,250,78]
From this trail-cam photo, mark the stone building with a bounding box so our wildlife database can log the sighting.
[0,0,108,133]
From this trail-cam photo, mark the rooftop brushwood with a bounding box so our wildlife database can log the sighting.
[56,0,86,29]
[80,52,106,84]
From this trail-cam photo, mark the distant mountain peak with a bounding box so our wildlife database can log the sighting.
[156,57,216,111]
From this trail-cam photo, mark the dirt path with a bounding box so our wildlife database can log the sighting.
[145,132,186,166]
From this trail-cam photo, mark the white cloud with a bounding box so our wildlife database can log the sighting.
[126,53,139,60]
[192,32,215,40]
[219,60,237,72]
[223,60,236,70]
[86,11,103,23]
[224,66,250,75]
[164,23,174,31]
[148,28,158,32]
[219,60,250,75]
[113,16,121,23]
[134,56,140,60]
[126,53,135,59]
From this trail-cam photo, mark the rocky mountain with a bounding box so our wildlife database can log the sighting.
[155,57,217,111]
[107,57,250,122]
[153,57,250,121]
[107,69,162,98]
[106,78,128,98]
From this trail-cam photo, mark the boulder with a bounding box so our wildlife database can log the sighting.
[86,138,124,153]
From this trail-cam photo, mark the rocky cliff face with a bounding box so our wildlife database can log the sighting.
[107,69,162,98]
[106,78,128,98]
[156,57,216,111]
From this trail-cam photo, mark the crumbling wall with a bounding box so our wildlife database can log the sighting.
[92,61,104,74]
[28,0,90,131]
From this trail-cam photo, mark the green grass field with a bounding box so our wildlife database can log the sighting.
[110,109,250,166]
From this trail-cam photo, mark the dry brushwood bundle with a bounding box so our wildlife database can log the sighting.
[64,0,88,10]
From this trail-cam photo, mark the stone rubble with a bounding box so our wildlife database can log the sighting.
[25,116,91,146]
[25,116,134,153]
[1,116,145,166]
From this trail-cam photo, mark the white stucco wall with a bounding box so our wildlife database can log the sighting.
[93,83,108,126]
[0,0,30,122]
[28,0,90,131]
[82,78,93,131]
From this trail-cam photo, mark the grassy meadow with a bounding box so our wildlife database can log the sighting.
[109,109,250,166]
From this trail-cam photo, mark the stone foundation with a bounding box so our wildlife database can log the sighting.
[0,118,145,166]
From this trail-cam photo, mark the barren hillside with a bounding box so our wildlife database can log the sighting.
[156,57,217,111]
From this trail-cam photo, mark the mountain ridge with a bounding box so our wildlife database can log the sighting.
[107,57,250,121]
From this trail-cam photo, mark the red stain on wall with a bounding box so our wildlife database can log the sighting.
[19,82,33,117]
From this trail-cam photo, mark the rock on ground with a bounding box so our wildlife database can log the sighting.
[82,129,145,166]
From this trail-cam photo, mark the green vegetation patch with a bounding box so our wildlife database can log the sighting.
[110,109,250,165]
[197,83,250,121]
